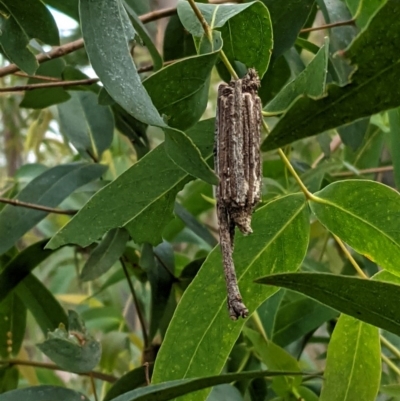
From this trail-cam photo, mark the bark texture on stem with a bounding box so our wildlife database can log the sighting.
[214,69,262,320]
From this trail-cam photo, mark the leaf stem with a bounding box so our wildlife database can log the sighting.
[381,353,400,376]
[251,312,269,342]
[89,372,99,401]
[380,335,400,360]
[332,234,367,278]
[186,0,239,80]
[300,19,356,34]
[0,196,78,215]
[277,148,319,201]
[0,359,116,382]
[120,257,149,349]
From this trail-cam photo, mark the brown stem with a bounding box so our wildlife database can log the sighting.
[0,197,78,215]
[332,165,393,177]
[300,19,356,34]
[0,6,177,78]
[120,257,149,348]
[0,78,99,93]
[0,359,117,383]
[13,72,61,82]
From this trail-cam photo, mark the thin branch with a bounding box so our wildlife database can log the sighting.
[0,78,99,93]
[300,19,356,34]
[382,354,400,376]
[0,359,117,383]
[90,372,99,401]
[0,197,78,215]
[120,257,149,349]
[0,6,177,78]
[13,72,61,82]
[332,165,393,177]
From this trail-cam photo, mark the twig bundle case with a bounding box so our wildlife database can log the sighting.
[214,69,262,320]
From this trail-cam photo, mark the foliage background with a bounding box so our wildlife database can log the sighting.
[1,0,400,401]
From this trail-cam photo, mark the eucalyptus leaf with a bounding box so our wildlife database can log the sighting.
[46,119,215,250]
[152,194,310,401]
[255,272,400,336]
[310,180,400,276]
[80,0,217,184]
[80,228,129,282]
[262,0,400,150]
[0,163,106,255]
[320,314,381,401]
[0,386,90,401]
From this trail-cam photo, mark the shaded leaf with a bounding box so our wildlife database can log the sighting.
[0,385,90,401]
[123,1,163,71]
[0,163,106,255]
[108,370,307,401]
[310,180,400,276]
[58,91,114,160]
[80,228,129,282]
[260,0,315,61]
[0,366,18,394]
[16,274,68,333]
[255,272,400,336]
[152,194,310,401]
[345,0,386,28]
[244,328,301,397]
[20,59,71,109]
[46,119,215,249]
[389,108,400,189]
[338,117,369,152]
[265,38,329,113]
[272,296,338,347]
[262,0,400,150]
[37,310,101,373]
[178,1,272,77]
[320,314,381,401]
[0,240,55,303]
[1,0,59,45]
[80,0,217,184]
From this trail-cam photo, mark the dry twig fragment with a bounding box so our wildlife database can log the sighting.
[214,69,262,320]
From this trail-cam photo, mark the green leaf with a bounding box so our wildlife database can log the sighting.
[244,328,301,397]
[0,386,90,401]
[0,163,106,255]
[272,295,338,347]
[103,366,150,401]
[142,52,218,131]
[46,119,215,250]
[338,118,369,152]
[107,371,307,401]
[0,293,26,358]
[58,91,114,161]
[37,310,101,373]
[80,228,129,282]
[345,0,387,28]
[262,0,400,150]
[255,272,400,337]
[152,194,310,401]
[80,0,217,184]
[0,8,38,75]
[319,314,381,401]
[141,242,175,340]
[1,0,59,45]
[0,366,18,394]
[310,180,400,275]
[389,108,400,189]
[0,239,55,303]
[260,0,315,61]
[265,38,329,114]
[123,1,163,71]
[20,59,71,109]
[178,1,272,77]
[16,274,68,333]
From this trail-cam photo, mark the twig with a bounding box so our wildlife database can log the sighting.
[300,19,356,34]
[90,372,99,401]
[120,257,149,348]
[0,6,177,78]
[382,354,400,376]
[0,78,99,93]
[311,134,342,168]
[0,359,117,383]
[332,165,393,177]
[0,197,78,215]
[13,72,61,81]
